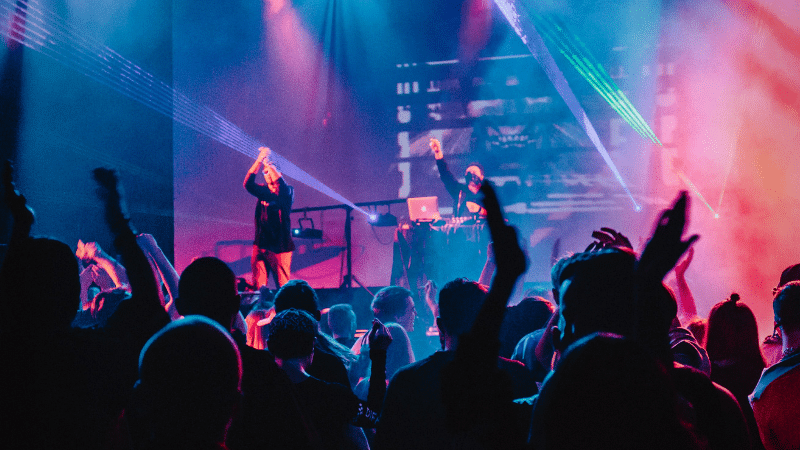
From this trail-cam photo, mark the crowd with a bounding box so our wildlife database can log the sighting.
[1,161,798,450]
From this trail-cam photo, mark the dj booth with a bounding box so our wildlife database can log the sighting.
[284,197,489,298]
[390,215,490,294]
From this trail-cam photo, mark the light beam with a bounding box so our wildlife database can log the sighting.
[0,0,370,217]
[676,170,719,217]
[492,0,641,211]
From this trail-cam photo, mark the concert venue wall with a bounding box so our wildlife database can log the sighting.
[0,0,174,265]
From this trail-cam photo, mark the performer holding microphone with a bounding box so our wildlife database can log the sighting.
[244,147,295,288]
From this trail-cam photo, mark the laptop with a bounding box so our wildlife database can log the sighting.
[407,196,441,223]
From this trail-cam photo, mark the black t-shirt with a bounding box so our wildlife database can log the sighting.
[244,173,295,253]
[228,333,312,450]
[294,377,378,450]
[376,351,535,450]
[308,344,352,390]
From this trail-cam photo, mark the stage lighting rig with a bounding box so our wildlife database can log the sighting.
[292,217,323,239]
[367,205,398,227]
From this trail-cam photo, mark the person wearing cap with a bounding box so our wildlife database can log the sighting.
[267,309,392,450]
[273,279,354,389]
[749,281,800,450]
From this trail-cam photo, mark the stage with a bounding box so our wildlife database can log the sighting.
[1,0,799,337]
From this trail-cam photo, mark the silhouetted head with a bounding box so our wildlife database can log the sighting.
[706,293,764,365]
[499,296,555,358]
[133,316,242,448]
[267,308,317,360]
[437,278,487,339]
[273,279,321,321]
[176,257,240,328]
[510,296,555,330]
[533,333,691,450]
[776,264,800,296]
[372,286,416,332]
[775,281,800,333]
[0,237,81,331]
[551,248,637,353]
[327,303,356,339]
[88,287,131,327]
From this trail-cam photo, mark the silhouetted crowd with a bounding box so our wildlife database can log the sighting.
[1,163,798,450]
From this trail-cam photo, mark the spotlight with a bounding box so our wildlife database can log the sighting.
[367,206,398,227]
[369,213,398,227]
[292,217,322,239]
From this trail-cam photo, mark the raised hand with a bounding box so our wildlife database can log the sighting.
[585,227,634,252]
[76,240,86,260]
[93,168,134,236]
[429,138,444,160]
[481,181,526,280]
[424,279,438,304]
[637,191,699,283]
[673,246,694,277]
[3,160,35,235]
[135,233,159,251]
[83,241,101,261]
[423,279,439,318]
[257,146,271,162]
[366,319,393,352]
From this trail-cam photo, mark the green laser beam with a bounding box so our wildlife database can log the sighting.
[534,14,661,145]
[676,171,718,216]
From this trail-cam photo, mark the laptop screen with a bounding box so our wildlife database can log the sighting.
[407,196,441,222]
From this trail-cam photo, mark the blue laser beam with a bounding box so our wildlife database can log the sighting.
[0,0,369,217]
[492,0,640,211]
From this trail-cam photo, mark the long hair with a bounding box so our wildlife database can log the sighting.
[705,293,765,366]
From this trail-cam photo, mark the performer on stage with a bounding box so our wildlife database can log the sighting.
[429,137,487,218]
[244,146,295,288]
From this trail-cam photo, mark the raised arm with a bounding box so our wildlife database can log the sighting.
[430,138,463,203]
[93,168,165,329]
[439,181,529,447]
[2,160,34,242]
[1,161,35,320]
[79,241,130,289]
[244,147,270,188]
[423,280,439,321]
[469,182,527,358]
[366,320,391,414]
[136,233,181,320]
[351,319,392,428]
[243,147,291,204]
[673,246,698,323]
[637,191,699,285]
[635,191,699,359]
[478,242,496,287]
